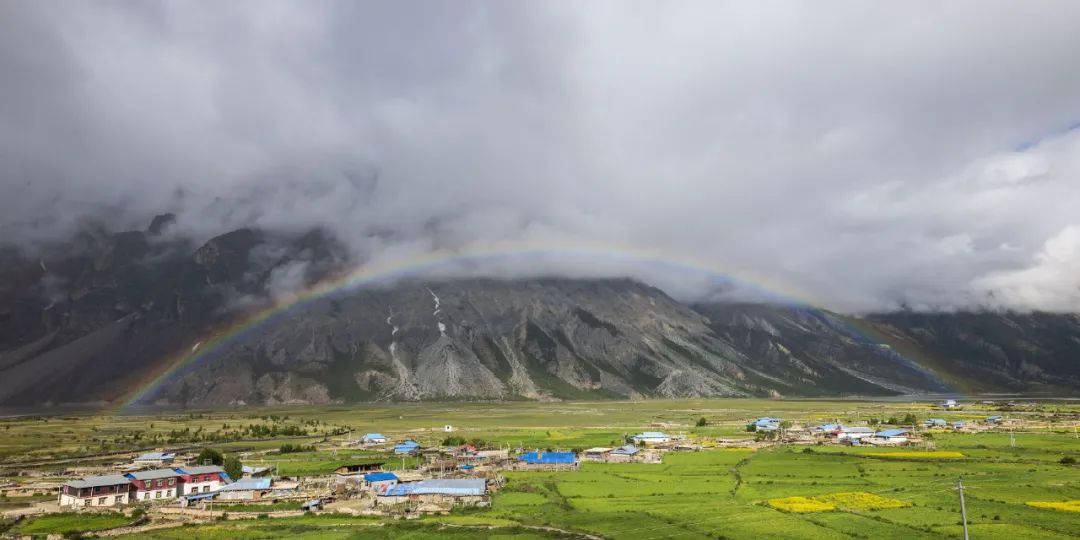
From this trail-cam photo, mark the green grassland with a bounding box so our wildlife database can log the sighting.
[2,399,1078,539]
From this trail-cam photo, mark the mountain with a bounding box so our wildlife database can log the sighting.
[0,221,1077,408]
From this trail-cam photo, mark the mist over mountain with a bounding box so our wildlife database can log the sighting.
[1,220,1077,408]
[4,3,1080,312]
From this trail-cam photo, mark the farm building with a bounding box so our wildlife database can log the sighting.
[359,433,388,444]
[836,426,875,440]
[582,447,612,462]
[216,477,273,501]
[376,478,487,506]
[609,445,640,462]
[749,418,781,431]
[517,451,578,469]
[631,431,671,444]
[924,419,947,428]
[364,472,399,491]
[952,421,966,429]
[986,415,1003,424]
[943,399,958,409]
[394,440,421,454]
[871,429,911,445]
[59,475,131,508]
[811,423,840,434]
[133,452,176,466]
[475,449,509,461]
[241,465,272,478]
[127,469,182,501]
[177,465,229,495]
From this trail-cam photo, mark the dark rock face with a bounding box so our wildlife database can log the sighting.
[0,222,1077,408]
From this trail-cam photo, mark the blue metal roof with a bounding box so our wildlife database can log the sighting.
[394,440,420,454]
[362,433,386,440]
[364,472,398,482]
[636,431,669,438]
[925,418,946,425]
[611,444,639,455]
[414,479,485,496]
[135,452,176,461]
[219,478,272,491]
[519,452,576,464]
[875,429,910,437]
[184,491,218,501]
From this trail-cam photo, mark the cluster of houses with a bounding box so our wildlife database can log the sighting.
[59,464,230,508]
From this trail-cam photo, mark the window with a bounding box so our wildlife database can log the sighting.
[166,489,172,497]
[155,491,161,499]
[115,495,123,504]
[156,479,163,488]
[98,497,106,505]
[191,487,198,494]
[168,478,175,486]
[203,486,210,493]
[144,492,150,500]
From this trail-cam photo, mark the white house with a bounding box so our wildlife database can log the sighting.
[359,433,388,444]
[836,426,875,440]
[177,465,229,495]
[59,475,131,508]
[943,399,958,409]
[631,432,671,444]
[127,469,182,502]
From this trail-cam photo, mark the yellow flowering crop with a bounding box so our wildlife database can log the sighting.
[1026,500,1080,513]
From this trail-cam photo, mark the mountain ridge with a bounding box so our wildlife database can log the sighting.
[1,222,1077,408]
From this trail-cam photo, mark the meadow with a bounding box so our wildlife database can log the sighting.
[2,398,1078,539]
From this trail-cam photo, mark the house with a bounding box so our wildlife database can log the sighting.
[872,429,910,445]
[517,451,578,468]
[943,399,958,409]
[359,433,388,444]
[835,426,875,440]
[363,472,399,491]
[176,465,229,495]
[749,418,781,432]
[127,469,182,502]
[951,421,966,430]
[609,445,640,462]
[301,498,323,511]
[133,452,176,466]
[582,447,612,462]
[631,431,671,444]
[986,415,1003,424]
[59,475,131,508]
[394,440,421,455]
[924,419,947,428]
[216,477,273,501]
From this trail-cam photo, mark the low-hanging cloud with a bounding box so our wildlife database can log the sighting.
[3,1,1080,312]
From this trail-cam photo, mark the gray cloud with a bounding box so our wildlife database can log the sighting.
[3,1,1080,312]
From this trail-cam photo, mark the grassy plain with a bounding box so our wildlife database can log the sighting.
[2,398,1078,539]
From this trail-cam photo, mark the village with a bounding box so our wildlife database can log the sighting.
[0,398,1043,537]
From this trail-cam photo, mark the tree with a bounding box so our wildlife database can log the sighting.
[902,413,918,426]
[196,448,224,466]
[696,417,708,427]
[224,456,243,480]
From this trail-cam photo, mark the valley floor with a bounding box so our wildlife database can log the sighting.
[2,399,1078,539]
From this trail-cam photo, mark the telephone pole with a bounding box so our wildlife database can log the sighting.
[958,478,970,540]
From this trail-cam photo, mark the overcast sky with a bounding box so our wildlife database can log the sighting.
[3,1,1080,312]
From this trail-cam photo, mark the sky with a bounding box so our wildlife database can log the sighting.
[2,1,1080,312]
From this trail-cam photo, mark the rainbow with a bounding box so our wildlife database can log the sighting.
[112,240,846,412]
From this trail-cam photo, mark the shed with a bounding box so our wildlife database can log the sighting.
[986,415,1003,423]
[836,427,875,440]
[582,447,612,461]
[924,419,947,427]
[217,477,273,501]
[360,433,388,444]
[363,472,399,491]
[631,431,672,443]
[301,498,323,511]
[872,429,911,444]
[394,440,421,455]
[134,452,176,465]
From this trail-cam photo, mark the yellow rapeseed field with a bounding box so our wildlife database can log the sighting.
[866,451,964,459]
[768,492,909,513]
[814,491,911,510]
[1026,500,1080,513]
[767,496,836,513]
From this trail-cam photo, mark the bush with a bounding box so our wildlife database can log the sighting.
[224,456,243,480]
[696,417,708,427]
[1060,456,1076,465]
[442,436,467,446]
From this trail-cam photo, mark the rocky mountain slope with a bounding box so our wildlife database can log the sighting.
[0,220,1077,407]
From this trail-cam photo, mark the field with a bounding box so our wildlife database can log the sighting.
[1,399,1078,539]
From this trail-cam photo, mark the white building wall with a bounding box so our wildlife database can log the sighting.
[59,492,129,507]
[184,480,222,495]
